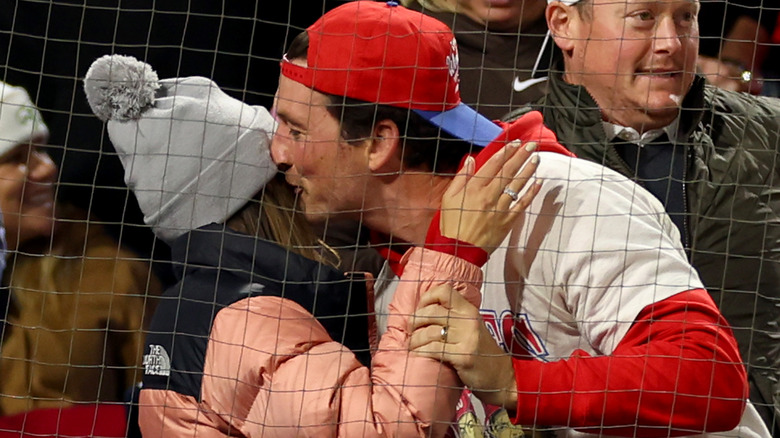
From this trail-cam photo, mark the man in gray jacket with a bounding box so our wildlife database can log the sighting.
[509,0,780,432]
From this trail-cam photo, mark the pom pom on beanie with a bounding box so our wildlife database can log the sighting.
[84,54,160,122]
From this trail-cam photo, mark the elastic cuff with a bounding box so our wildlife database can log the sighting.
[424,234,488,267]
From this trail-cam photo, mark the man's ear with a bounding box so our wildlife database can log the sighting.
[547,2,578,54]
[367,119,402,172]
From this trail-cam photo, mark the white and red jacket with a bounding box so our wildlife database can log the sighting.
[376,112,768,438]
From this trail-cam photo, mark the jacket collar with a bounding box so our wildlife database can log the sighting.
[602,119,680,146]
[170,223,348,288]
[542,65,707,146]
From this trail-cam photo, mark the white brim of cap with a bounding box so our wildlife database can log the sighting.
[414,103,502,148]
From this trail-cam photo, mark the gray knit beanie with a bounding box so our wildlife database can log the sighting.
[84,55,277,244]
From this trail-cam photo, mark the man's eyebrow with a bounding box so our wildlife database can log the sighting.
[274,109,308,130]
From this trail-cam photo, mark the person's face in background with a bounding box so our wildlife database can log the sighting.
[553,0,699,131]
[449,0,546,30]
[0,142,57,251]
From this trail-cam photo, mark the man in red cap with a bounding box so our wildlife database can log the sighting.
[272,1,764,436]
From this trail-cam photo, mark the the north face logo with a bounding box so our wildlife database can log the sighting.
[143,344,171,376]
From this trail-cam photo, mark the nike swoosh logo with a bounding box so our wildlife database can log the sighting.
[513,76,548,92]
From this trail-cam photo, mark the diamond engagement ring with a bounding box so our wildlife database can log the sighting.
[440,326,448,343]
[502,186,519,202]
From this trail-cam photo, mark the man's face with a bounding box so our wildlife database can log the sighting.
[565,0,700,130]
[270,72,370,223]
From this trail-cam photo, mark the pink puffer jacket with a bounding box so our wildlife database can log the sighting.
[139,247,483,437]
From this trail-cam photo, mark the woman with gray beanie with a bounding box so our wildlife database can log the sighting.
[84,54,536,436]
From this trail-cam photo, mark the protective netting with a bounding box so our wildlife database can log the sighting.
[0,1,778,437]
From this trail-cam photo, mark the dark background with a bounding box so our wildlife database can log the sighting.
[0,0,349,281]
[698,0,779,58]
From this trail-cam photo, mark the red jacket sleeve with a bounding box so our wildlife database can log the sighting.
[511,288,748,437]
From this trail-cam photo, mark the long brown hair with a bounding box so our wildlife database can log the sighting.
[225,174,340,268]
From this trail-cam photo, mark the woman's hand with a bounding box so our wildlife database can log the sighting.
[409,284,518,408]
[440,140,540,254]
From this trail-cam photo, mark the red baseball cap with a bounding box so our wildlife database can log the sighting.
[280,0,501,147]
